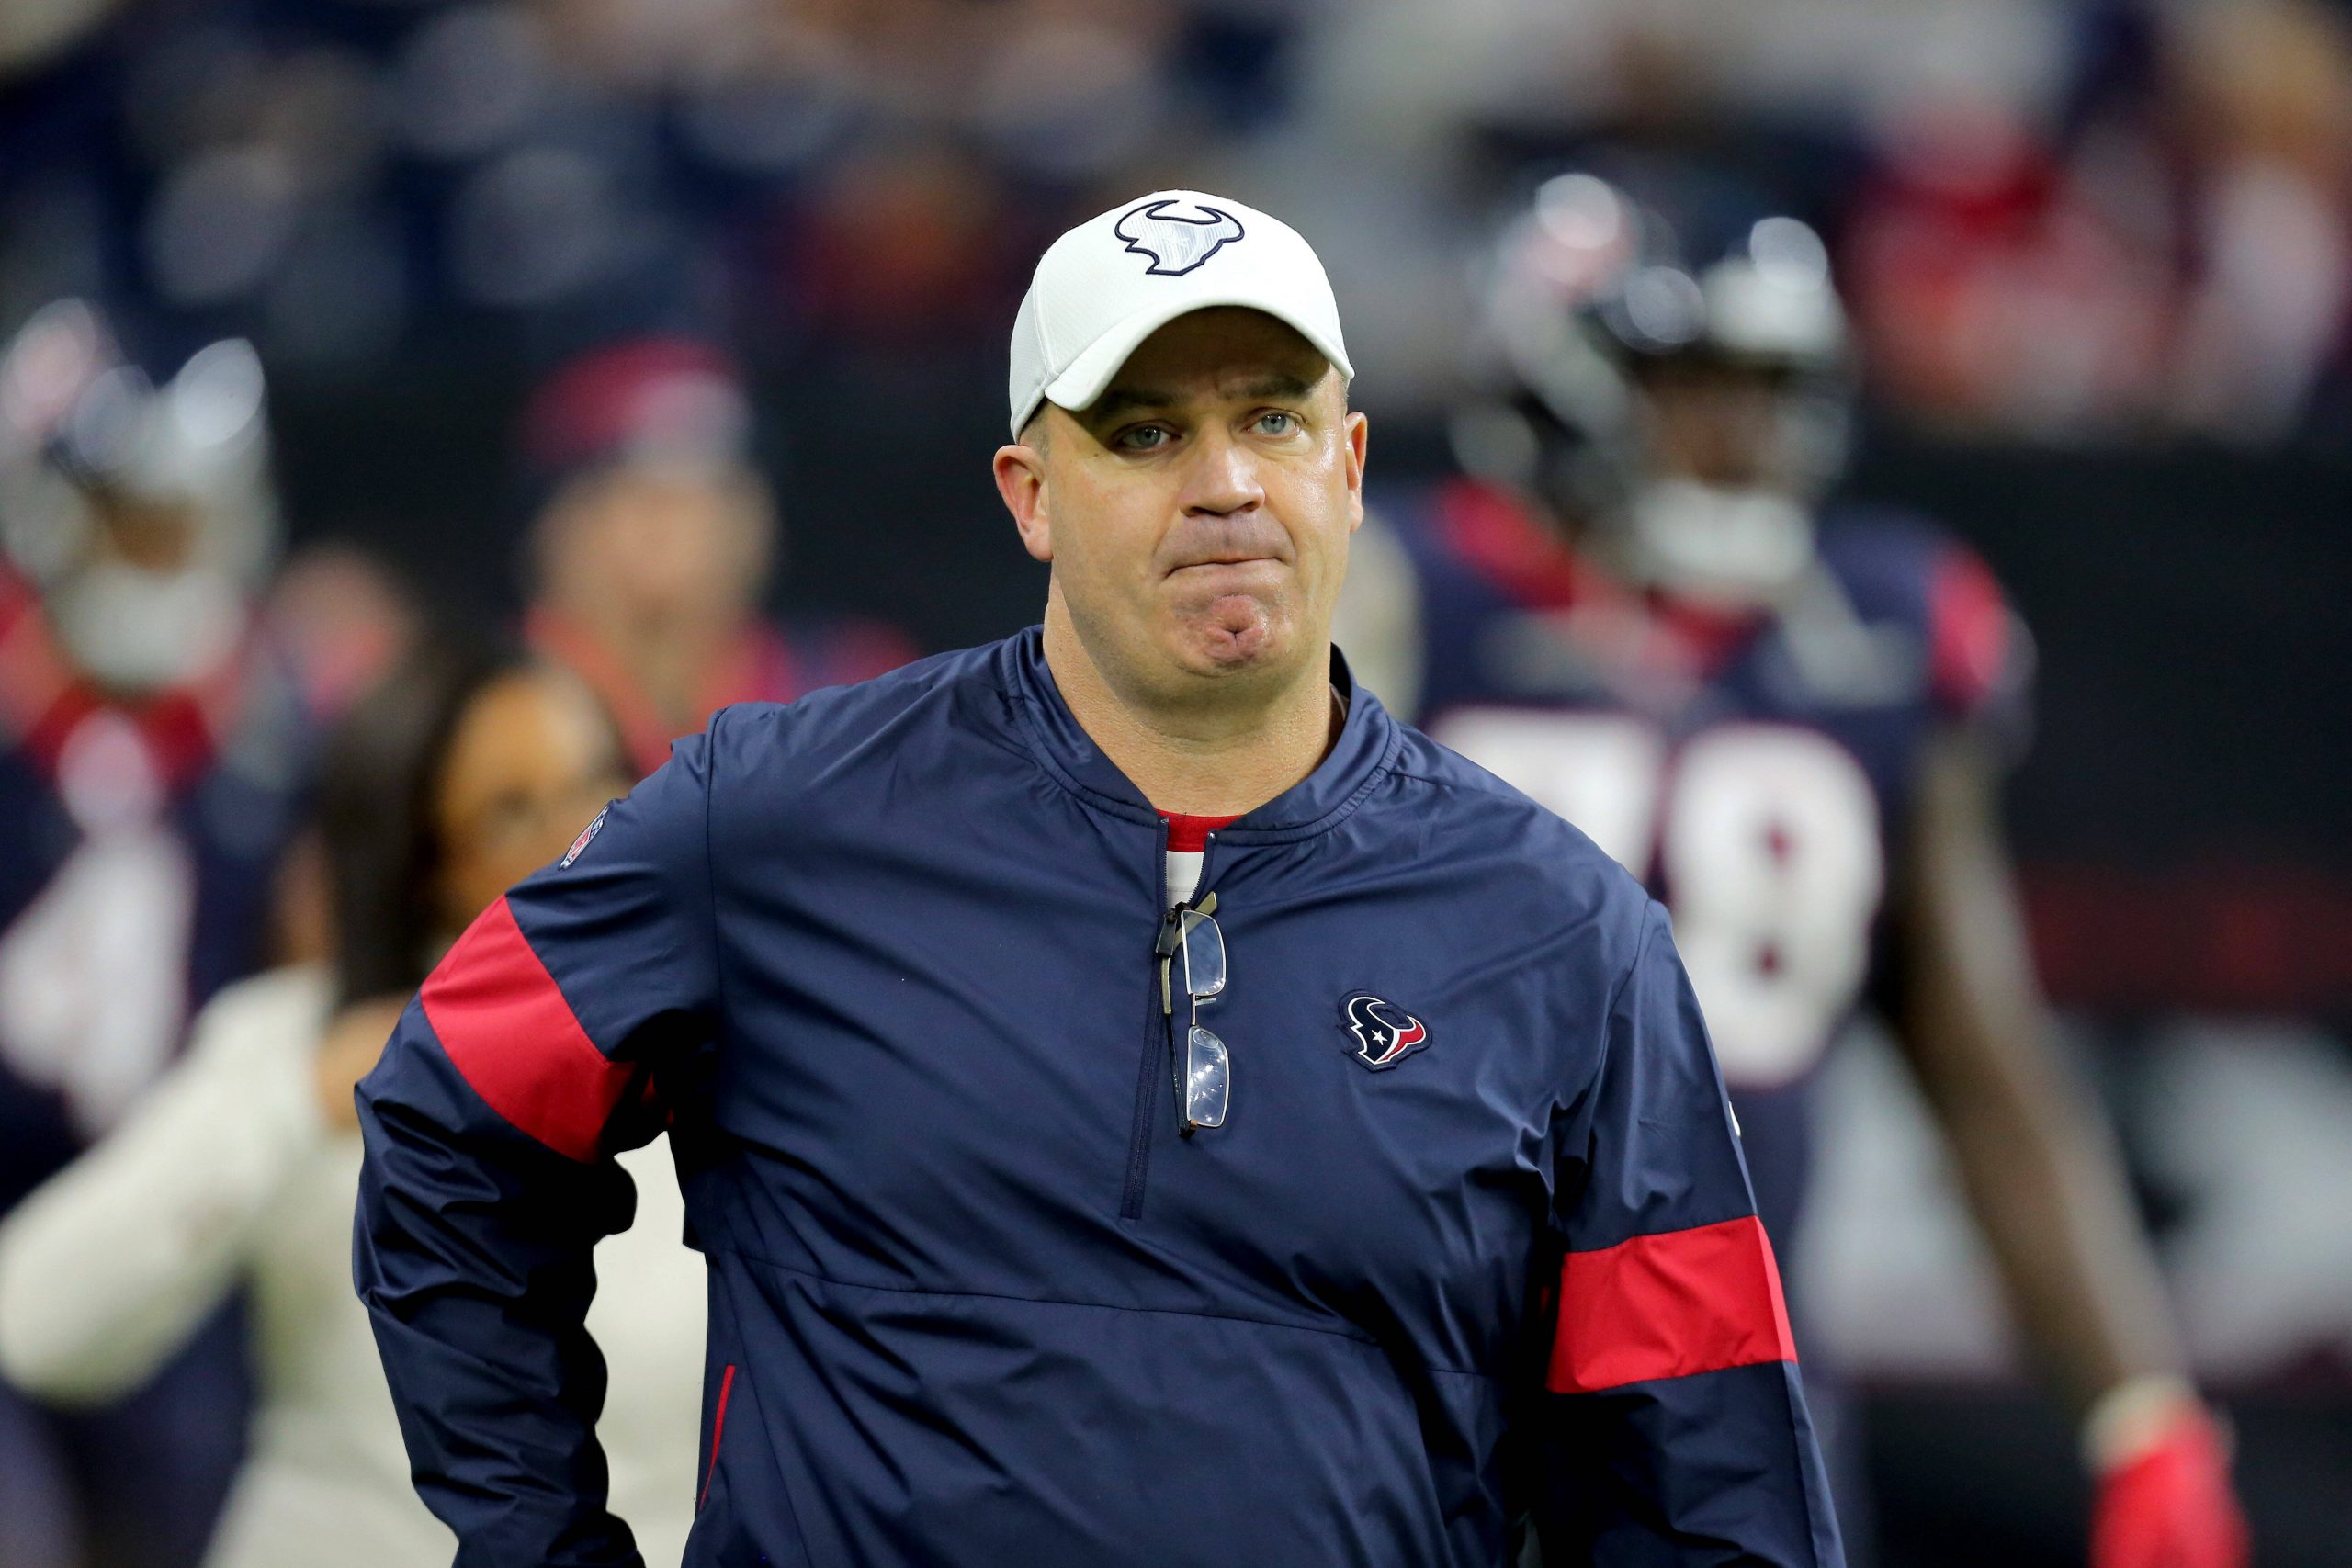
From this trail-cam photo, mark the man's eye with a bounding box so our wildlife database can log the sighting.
[1254,412,1298,436]
[1116,425,1170,451]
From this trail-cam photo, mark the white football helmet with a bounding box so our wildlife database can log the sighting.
[0,300,277,692]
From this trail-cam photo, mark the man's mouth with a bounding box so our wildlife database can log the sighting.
[1170,554,1281,573]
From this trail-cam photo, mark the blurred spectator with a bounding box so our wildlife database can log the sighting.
[2161,0,2352,441]
[1845,0,2352,441]
[7,0,2346,448]
[0,640,707,1568]
[255,543,421,976]
[1842,91,2174,437]
[261,543,419,727]
[786,141,1023,351]
[0,0,1275,377]
[0,301,307,1568]
[519,335,914,776]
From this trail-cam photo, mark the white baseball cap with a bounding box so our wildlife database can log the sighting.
[1006,189,1354,440]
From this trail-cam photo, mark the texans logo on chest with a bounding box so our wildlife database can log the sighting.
[1340,993,1429,1071]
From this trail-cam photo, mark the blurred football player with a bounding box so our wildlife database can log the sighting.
[0,301,308,1568]
[520,337,914,778]
[1337,174,2250,1568]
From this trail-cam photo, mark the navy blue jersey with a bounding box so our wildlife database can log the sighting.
[1372,479,2026,1258]
[356,627,1841,1567]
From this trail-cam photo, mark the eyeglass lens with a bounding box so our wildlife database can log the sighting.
[1180,908,1226,999]
[1184,1024,1229,1130]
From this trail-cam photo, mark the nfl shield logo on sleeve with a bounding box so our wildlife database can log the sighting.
[560,806,609,868]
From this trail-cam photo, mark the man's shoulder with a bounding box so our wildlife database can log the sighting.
[692,637,1024,793]
[1814,505,2027,726]
[1384,715,1611,839]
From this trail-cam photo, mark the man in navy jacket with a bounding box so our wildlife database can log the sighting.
[354,189,1844,1567]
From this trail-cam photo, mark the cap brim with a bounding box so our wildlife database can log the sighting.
[1031,293,1354,434]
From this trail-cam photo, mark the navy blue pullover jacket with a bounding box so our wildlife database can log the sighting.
[354,628,1841,1567]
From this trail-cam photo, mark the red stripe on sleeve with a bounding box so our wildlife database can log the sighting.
[420,896,634,1163]
[1546,1214,1797,1394]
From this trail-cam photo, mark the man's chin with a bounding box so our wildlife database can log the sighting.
[1170,598,1294,678]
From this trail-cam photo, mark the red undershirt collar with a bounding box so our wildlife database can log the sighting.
[1159,812,1240,852]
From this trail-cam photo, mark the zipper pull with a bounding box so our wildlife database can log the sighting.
[1156,907,1180,1016]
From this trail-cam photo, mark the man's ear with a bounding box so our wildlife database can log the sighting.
[1343,410,1369,532]
[994,443,1053,564]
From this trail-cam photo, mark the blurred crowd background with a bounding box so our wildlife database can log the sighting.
[0,0,2347,1564]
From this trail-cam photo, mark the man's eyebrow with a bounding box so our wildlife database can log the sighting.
[1238,372,1316,401]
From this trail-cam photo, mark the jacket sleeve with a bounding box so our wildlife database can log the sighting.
[1529,900,1844,1567]
[354,731,720,1568]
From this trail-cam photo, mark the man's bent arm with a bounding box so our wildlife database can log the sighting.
[356,729,720,1567]
[1890,729,2248,1568]
[1531,901,1844,1567]
[1891,729,2184,1413]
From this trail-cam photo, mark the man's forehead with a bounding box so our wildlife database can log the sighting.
[1090,309,1333,412]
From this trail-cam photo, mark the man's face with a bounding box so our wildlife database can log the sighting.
[997,308,1367,706]
[432,667,629,934]
[537,459,774,633]
[1634,357,1809,493]
[86,489,203,572]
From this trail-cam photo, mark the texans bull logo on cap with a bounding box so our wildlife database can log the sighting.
[1114,197,1246,277]
[1341,993,1429,1071]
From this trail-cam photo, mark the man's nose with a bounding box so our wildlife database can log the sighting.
[1178,425,1264,516]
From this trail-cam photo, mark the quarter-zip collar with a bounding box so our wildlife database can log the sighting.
[998,625,1399,845]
